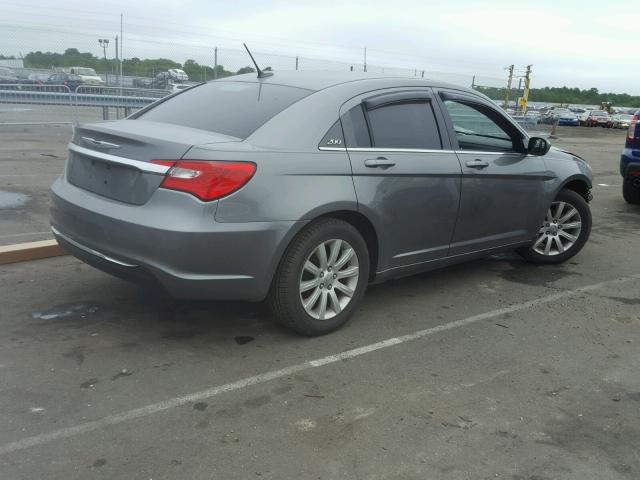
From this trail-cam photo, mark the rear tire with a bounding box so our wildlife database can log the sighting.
[519,189,591,264]
[269,218,370,336]
[623,179,640,204]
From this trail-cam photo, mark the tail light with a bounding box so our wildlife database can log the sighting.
[628,115,639,140]
[152,160,256,201]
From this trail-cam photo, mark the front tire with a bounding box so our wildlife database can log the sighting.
[519,189,592,264]
[623,179,640,204]
[269,218,370,336]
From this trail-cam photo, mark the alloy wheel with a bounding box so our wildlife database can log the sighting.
[299,239,360,320]
[533,201,582,256]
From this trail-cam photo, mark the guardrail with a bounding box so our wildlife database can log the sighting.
[0,84,171,123]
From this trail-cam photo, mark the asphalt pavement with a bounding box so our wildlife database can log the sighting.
[0,123,639,479]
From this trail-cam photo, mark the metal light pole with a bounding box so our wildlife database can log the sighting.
[98,39,109,60]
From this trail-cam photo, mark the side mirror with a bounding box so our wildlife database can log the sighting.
[527,137,551,156]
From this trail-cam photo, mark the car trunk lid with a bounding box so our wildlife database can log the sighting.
[67,120,240,205]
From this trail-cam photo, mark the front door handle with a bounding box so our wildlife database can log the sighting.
[364,157,396,168]
[465,159,489,169]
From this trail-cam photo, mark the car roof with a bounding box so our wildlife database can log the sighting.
[221,70,481,96]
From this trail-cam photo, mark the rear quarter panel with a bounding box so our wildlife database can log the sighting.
[184,145,358,222]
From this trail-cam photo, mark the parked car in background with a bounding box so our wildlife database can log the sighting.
[46,73,83,91]
[556,109,579,126]
[621,111,640,204]
[153,69,190,89]
[168,69,189,82]
[585,110,613,128]
[541,108,578,126]
[68,67,104,86]
[50,72,594,335]
[525,110,541,123]
[27,72,51,83]
[577,110,591,126]
[612,114,633,129]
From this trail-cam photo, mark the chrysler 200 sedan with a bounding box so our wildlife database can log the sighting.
[50,72,593,335]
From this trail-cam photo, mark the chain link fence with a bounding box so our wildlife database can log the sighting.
[1,24,508,124]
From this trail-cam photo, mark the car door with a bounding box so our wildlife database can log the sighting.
[335,88,462,272]
[435,89,549,256]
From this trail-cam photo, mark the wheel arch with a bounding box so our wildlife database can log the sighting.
[267,208,380,295]
[558,175,592,202]
[315,210,379,282]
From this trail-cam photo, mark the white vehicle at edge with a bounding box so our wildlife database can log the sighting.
[167,69,189,82]
[66,67,104,86]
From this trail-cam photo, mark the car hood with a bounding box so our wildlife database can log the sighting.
[550,146,584,160]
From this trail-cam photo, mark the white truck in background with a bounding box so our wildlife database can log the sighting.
[65,67,104,86]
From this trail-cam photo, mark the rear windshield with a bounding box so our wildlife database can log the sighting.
[137,81,313,139]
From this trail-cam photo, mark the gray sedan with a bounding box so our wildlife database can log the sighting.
[51,72,593,335]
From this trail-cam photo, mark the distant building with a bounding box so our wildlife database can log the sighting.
[0,59,24,69]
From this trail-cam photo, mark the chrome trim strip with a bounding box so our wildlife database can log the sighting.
[350,147,456,154]
[51,226,138,268]
[454,150,525,156]
[319,146,456,154]
[68,143,170,174]
[81,136,121,149]
[318,146,524,156]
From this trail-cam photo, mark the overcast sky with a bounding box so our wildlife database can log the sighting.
[2,0,639,93]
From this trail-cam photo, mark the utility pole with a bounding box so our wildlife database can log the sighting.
[119,14,123,89]
[295,56,299,71]
[520,64,532,114]
[504,64,514,109]
[471,75,476,89]
[363,47,367,73]
[213,47,218,79]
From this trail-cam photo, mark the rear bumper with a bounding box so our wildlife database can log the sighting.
[50,177,304,301]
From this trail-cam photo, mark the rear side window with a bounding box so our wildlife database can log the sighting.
[366,101,442,149]
[137,81,313,139]
[319,121,344,148]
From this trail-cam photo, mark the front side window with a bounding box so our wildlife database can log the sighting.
[443,100,518,152]
[366,101,442,149]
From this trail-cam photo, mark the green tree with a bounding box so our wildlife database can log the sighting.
[236,66,256,75]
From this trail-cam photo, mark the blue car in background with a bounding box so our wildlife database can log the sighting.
[555,109,579,126]
[621,110,640,204]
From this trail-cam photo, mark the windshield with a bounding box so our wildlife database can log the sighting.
[137,81,313,139]
[591,111,607,116]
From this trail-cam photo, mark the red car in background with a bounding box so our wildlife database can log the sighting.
[585,110,613,127]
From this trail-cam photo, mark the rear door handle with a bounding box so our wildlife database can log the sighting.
[364,157,396,168]
[465,159,489,169]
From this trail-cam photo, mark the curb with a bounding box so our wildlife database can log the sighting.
[0,240,66,265]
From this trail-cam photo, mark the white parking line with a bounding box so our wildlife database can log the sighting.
[0,273,638,456]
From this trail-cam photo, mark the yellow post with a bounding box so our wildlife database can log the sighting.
[520,65,532,114]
